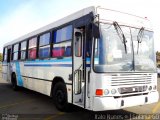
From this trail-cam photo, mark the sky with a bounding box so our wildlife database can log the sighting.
[0,0,160,53]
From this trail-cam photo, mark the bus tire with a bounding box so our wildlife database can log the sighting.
[11,74,18,91]
[53,82,69,111]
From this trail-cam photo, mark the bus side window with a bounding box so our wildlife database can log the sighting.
[75,32,82,57]
[20,41,27,60]
[29,48,37,59]
[28,37,37,59]
[3,48,7,62]
[39,32,51,58]
[12,44,19,61]
[52,25,72,58]
[65,46,71,57]
[52,47,65,57]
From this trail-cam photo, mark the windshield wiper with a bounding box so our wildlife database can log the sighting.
[137,27,144,54]
[113,21,127,54]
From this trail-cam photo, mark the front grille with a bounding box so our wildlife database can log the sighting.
[110,73,153,86]
[118,85,147,94]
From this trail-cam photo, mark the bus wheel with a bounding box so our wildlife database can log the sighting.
[53,82,69,111]
[11,74,18,91]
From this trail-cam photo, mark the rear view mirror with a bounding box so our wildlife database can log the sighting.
[92,24,100,38]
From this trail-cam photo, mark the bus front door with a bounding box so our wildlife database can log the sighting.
[73,28,85,107]
[7,48,11,82]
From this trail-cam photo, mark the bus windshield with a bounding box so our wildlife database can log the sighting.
[94,23,156,72]
[132,28,156,72]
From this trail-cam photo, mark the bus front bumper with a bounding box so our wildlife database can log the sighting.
[92,91,159,111]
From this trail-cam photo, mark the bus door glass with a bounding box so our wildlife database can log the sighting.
[7,47,12,81]
[73,28,84,107]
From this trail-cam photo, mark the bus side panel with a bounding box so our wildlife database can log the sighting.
[21,58,72,103]
[2,62,8,81]
[10,62,23,86]
[11,61,53,96]
[85,58,92,109]
[23,76,52,96]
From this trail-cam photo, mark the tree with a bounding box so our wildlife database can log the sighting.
[0,53,2,62]
[156,51,160,65]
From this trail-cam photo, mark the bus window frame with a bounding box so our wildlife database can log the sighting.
[27,36,38,60]
[11,43,20,61]
[38,32,51,59]
[20,41,27,60]
[52,25,73,58]
[6,24,73,62]
[53,25,72,44]
[3,47,8,62]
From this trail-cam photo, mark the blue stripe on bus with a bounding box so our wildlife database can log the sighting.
[25,58,72,63]
[24,64,72,67]
[15,62,23,86]
[24,57,91,67]
[25,58,91,64]
[24,64,91,67]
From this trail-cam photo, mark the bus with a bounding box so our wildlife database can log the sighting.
[2,6,159,111]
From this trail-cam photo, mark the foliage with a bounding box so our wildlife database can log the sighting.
[157,51,160,65]
[0,53,2,62]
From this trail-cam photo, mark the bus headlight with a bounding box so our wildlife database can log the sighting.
[148,86,152,91]
[111,89,117,94]
[104,89,109,95]
[153,85,157,90]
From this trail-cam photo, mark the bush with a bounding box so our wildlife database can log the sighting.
[0,53,2,62]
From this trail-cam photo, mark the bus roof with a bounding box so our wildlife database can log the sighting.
[4,6,95,47]
[4,6,152,47]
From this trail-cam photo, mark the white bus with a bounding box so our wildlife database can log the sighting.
[2,6,159,111]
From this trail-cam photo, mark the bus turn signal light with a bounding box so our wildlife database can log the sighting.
[96,89,103,96]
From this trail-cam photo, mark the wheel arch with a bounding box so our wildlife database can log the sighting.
[50,76,66,97]
[11,72,16,82]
